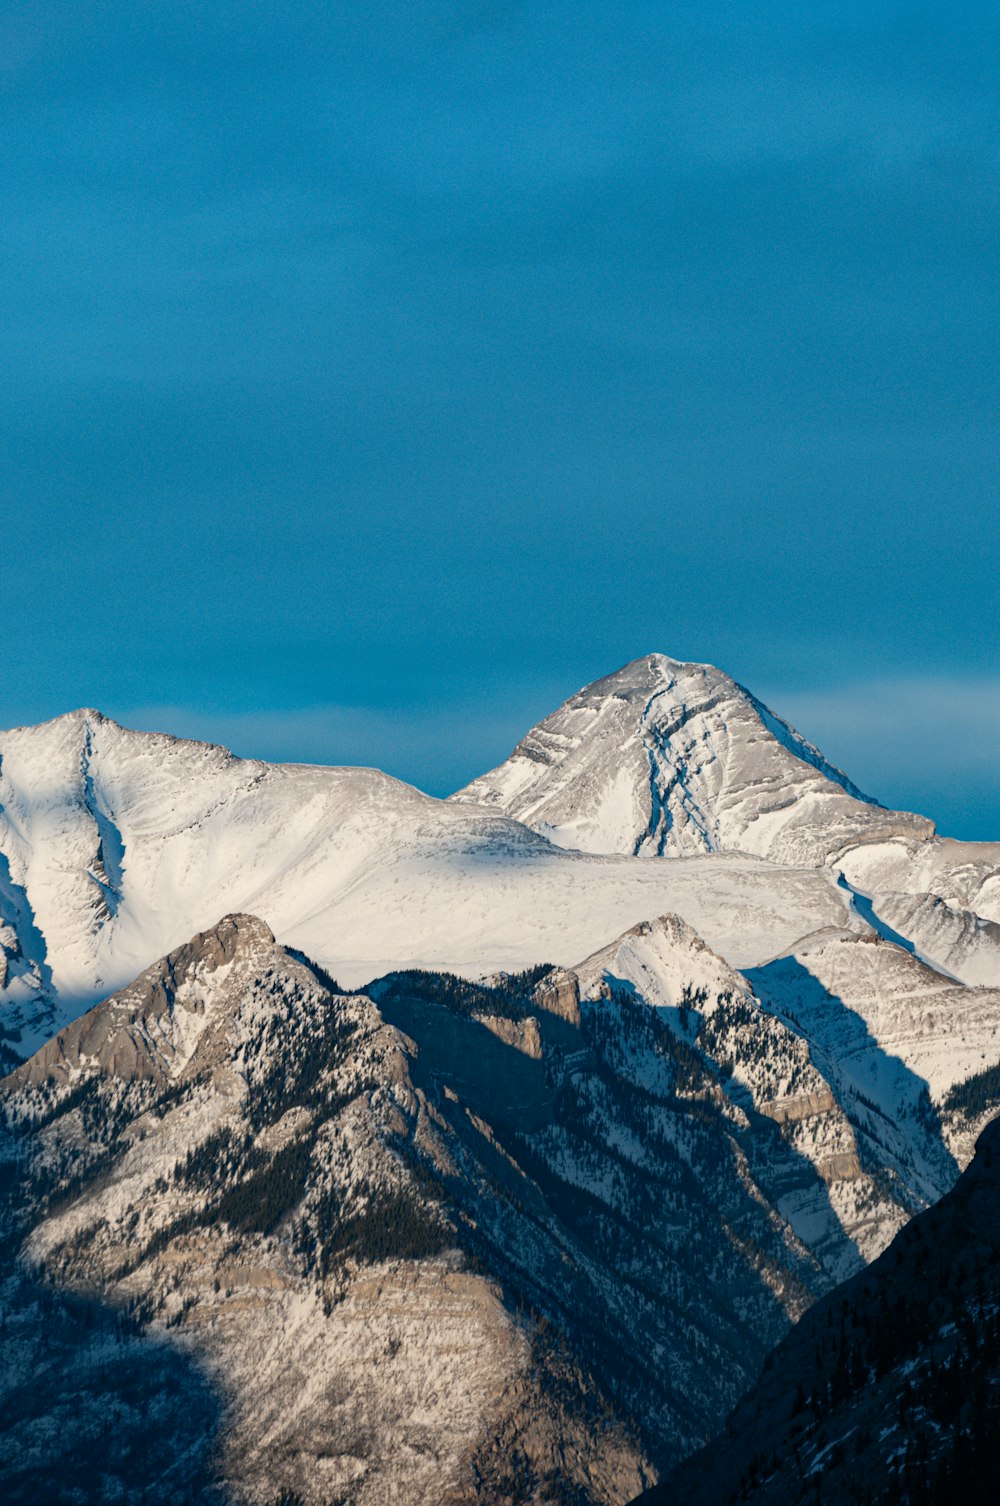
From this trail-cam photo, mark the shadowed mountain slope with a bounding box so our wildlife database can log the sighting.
[635,1114,1000,1506]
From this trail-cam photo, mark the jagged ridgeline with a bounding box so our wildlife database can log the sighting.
[0,909,933,1505]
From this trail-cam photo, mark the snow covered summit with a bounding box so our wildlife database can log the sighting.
[450,653,934,864]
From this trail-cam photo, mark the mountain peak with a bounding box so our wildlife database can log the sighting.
[572,911,746,1010]
[452,654,933,864]
[9,912,288,1089]
[578,651,721,696]
[8,705,109,736]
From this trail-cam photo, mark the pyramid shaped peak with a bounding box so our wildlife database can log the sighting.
[453,655,933,864]
[8,912,291,1090]
[581,912,726,972]
[121,911,280,1004]
[571,910,749,1009]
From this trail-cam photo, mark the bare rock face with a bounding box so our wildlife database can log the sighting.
[2,660,997,1109]
[745,926,1000,1179]
[531,968,582,1026]
[3,918,999,1501]
[560,914,921,1277]
[0,696,892,1049]
[871,888,1000,987]
[475,1011,543,1058]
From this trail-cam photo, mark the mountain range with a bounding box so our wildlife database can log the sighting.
[1,653,998,1504]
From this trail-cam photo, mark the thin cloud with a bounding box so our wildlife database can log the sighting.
[772,676,1000,776]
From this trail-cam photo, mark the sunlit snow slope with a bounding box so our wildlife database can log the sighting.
[451,654,931,862]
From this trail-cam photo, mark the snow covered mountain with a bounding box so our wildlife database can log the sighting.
[2,655,999,1169]
[3,648,1000,1503]
[0,701,865,1055]
[451,654,931,863]
[452,654,1000,985]
[3,659,998,1061]
[4,909,978,1504]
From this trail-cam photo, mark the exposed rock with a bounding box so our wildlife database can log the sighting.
[757,1088,837,1124]
[10,913,273,1088]
[531,968,582,1026]
[1,649,999,1506]
[475,1012,543,1059]
[872,888,1000,987]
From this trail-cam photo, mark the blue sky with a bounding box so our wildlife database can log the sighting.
[2,3,997,836]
